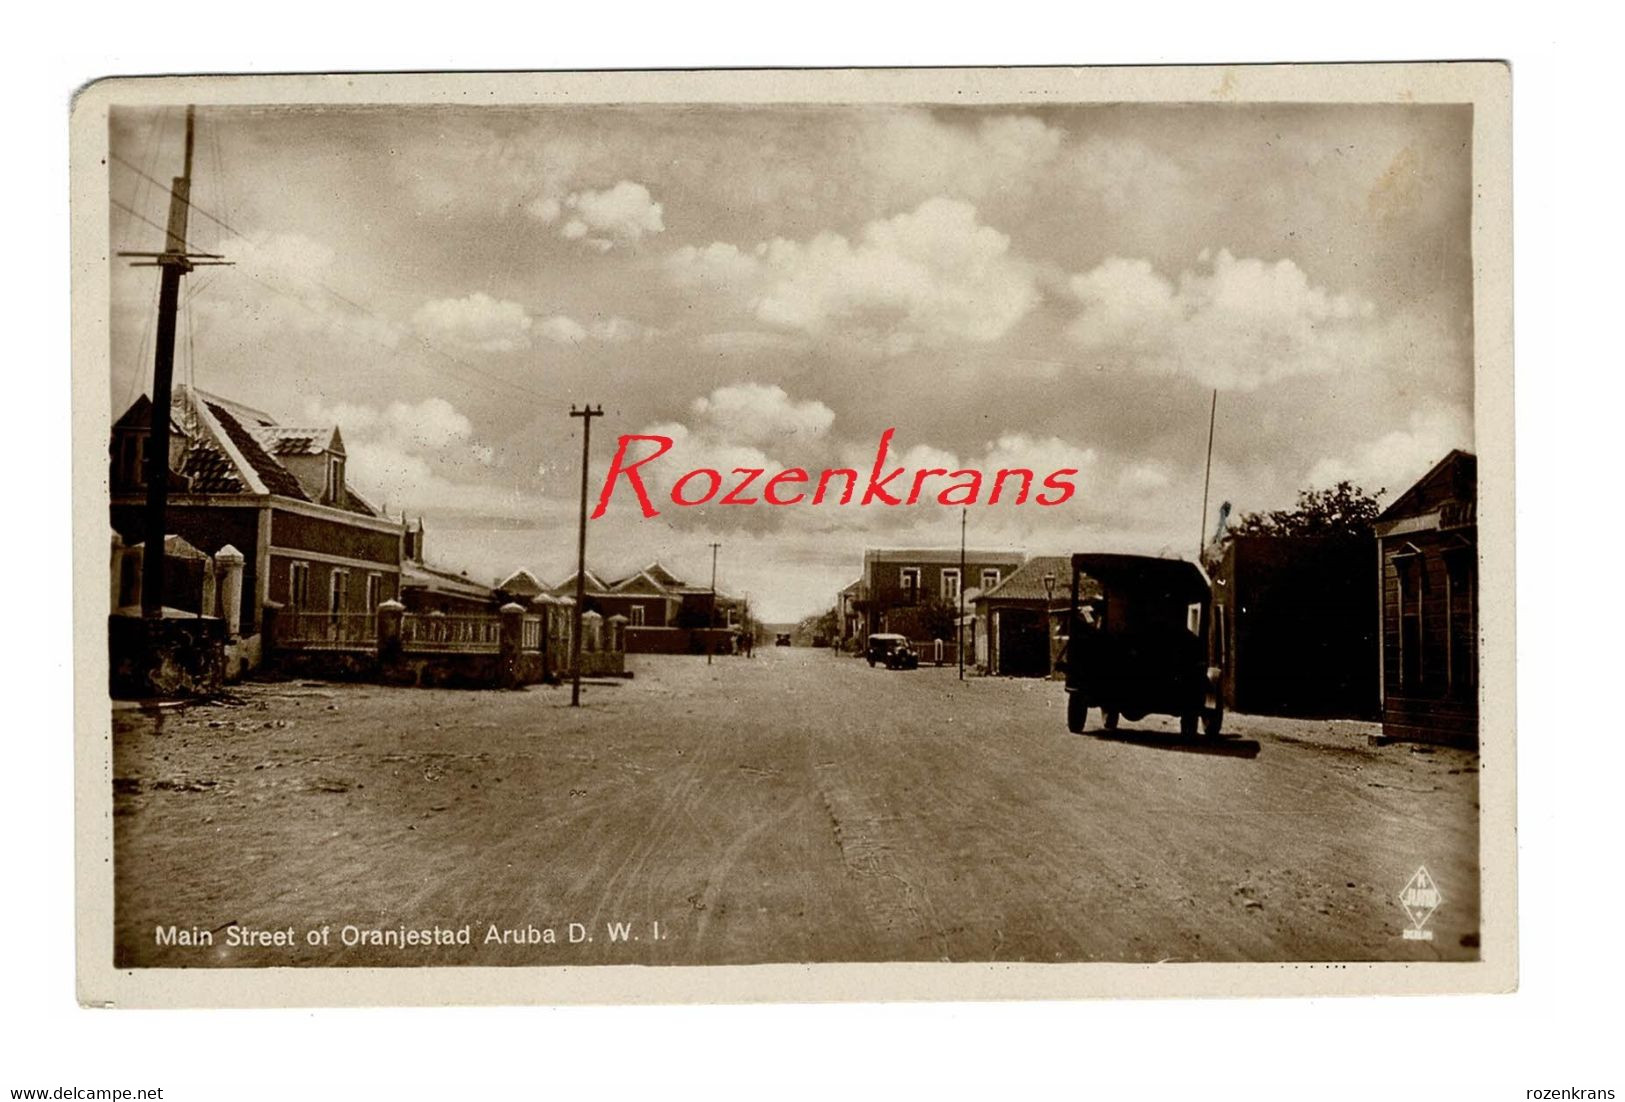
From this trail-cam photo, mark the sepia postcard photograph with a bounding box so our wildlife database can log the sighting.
[69,63,1514,1006]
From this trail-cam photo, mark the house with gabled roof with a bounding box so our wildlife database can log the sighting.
[855,546,1027,644]
[603,567,684,628]
[1374,449,1478,745]
[548,568,612,601]
[110,386,407,668]
[496,568,548,601]
[973,555,1086,677]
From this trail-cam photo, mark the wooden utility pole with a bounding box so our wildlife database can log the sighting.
[958,507,966,681]
[568,404,603,706]
[120,107,229,618]
[707,541,721,666]
[1198,389,1218,561]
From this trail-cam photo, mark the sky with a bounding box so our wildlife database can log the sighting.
[107,102,1474,622]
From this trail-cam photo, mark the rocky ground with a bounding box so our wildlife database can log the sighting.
[110,647,1480,967]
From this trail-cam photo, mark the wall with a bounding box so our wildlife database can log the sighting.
[592,592,677,628]
[111,501,262,630]
[269,505,400,565]
[625,626,736,655]
[1379,528,1477,744]
[109,616,226,699]
[267,553,398,615]
[1214,536,1378,719]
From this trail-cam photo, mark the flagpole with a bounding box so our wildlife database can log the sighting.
[1199,389,1217,559]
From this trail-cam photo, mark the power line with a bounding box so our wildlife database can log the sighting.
[111,149,555,406]
[109,196,211,256]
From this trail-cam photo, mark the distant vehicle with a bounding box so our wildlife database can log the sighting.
[1061,553,1225,737]
[866,633,920,670]
[775,633,792,646]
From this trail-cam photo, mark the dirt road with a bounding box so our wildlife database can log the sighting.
[111,648,1480,966]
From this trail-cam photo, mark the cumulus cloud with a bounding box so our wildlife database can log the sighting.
[300,396,520,516]
[1069,136,1190,214]
[690,383,834,445]
[537,313,648,345]
[860,112,1066,206]
[1066,249,1377,390]
[535,180,664,249]
[667,197,1038,353]
[1305,406,1473,496]
[201,232,403,349]
[412,292,534,353]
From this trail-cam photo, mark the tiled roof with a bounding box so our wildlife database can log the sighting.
[497,569,548,596]
[179,437,246,493]
[644,562,685,588]
[611,570,672,595]
[979,555,1098,603]
[256,426,332,456]
[403,561,496,600]
[550,570,610,596]
[205,401,310,500]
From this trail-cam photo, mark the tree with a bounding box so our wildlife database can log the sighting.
[1230,480,1385,540]
[919,596,960,642]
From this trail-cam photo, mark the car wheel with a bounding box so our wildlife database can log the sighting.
[1203,707,1224,737]
[1103,710,1120,731]
[1067,693,1087,734]
[1180,712,1199,738]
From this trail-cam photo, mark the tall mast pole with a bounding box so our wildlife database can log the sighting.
[139,106,197,618]
[1198,388,1217,561]
[569,404,603,706]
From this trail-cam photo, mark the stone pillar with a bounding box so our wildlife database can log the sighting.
[377,598,405,669]
[200,556,217,619]
[499,601,525,689]
[532,597,555,682]
[559,601,578,679]
[124,543,144,611]
[215,544,245,638]
[581,609,603,653]
[110,532,125,612]
[606,613,628,653]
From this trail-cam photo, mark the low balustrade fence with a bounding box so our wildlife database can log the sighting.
[275,611,379,650]
[269,602,622,688]
[402,612,505,653]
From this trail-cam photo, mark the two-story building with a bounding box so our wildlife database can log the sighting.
[856,547,1027,643]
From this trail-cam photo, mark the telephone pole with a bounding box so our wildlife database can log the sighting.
[118,106,229,618]
[958,507,967,681]
[707,541,721,666]
[569,404,604,706]
[1198,389,1218,561]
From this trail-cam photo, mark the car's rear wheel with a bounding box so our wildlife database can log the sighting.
[1067,692,1087,734]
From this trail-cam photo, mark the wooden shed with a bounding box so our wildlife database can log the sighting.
[1374,450,1478,746]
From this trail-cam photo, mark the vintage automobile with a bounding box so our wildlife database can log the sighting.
[775,633,792,647]
[865,632,920,669]
[1061,553,1225,737]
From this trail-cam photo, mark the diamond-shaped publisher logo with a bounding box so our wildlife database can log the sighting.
[1399,866,1442,939]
